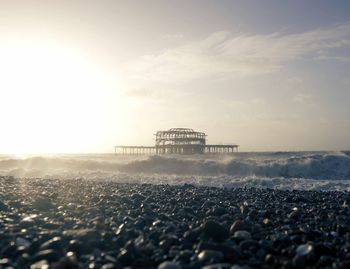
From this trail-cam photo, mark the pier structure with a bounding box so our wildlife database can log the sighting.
[114,128,239,155]
[114,146,157,155]
[155,128,206,154]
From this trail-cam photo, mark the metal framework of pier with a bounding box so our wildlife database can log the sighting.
[115,128,239,155]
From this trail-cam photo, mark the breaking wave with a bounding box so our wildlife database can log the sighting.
[1,152,350,191]
[119,152,350,180]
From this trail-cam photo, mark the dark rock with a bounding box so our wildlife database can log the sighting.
[174,249,193,262]
[233,231,251,241]
[117,249,134,265]
[158,261,182,269]
[159,236,178,251]
[264,254,275,265]
[183,227,202,242]
[211,206,227,216]
[0,201,9,211]
[64,229,100,244]
[314,242,337,257]
[230,266,243,269]
[33,249,60,262]
[32,197,54,211]
[67,240,84,254]
[40,236,64,250]
[239,239,259,254]
[196,242,240,261]
[131,193,146,202]
[51,256,82,269]
[201,263,233,269]
[315,255,334,267]
[295,243,314,257]
[341,260,350,269]
[101,263,118,269]
[1,178,350,269]
[197,250,224,263]
[293,243,315,267]
[30,260,50,269]
[203,221,229,242]
[230,220,251,234]
[1,244,17,258]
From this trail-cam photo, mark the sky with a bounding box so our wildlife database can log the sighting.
[0,0,350,153]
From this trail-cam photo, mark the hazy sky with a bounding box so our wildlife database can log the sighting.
[0,0,350,153]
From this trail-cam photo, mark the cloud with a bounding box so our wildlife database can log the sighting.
[163,33,184,40]
[124,24,350,83]
[316,50,350,62]
[286,76,303,85]
[341,77,350,86]
[293,93,314,104]
[251,98,265,105]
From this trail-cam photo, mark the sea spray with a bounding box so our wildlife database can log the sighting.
[1,152,350,190]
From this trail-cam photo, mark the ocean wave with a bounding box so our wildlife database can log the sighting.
[119,152,350,180]
[0,152,350,180]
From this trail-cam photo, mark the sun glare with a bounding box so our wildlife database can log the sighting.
[0,41,124,154]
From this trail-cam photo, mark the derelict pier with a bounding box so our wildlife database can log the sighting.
[115,128,239,155]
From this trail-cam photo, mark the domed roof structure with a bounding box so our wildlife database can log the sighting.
[155,128,206,154]
[115,127,238,154]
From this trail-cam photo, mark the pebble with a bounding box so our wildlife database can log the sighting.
[340,260,350,269]
[40,237,63,250]
[158,261,181,269]
[202,263,234,269]
[239,239,259,253]
[203,220,229,242]
[0,177,349,268]
[33,249,60,263]
[32,197,54,211]
[30,260,49,269]
[296,243,314,257]
[197,250,224,263]
[233,231,251,240]
[230,220,251,234]
[0,200,9,211]
[16,237,31,248]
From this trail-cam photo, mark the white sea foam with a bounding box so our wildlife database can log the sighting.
[1,152,350,191]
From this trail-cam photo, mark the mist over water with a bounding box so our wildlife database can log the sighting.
[1,151,350,191]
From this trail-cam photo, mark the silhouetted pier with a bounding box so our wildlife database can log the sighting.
[114,144,238,155]
[115,128,239,155]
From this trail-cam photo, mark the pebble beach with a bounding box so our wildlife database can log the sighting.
[1,176,350,269]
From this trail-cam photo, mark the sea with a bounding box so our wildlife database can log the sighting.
[1,151,350,191]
